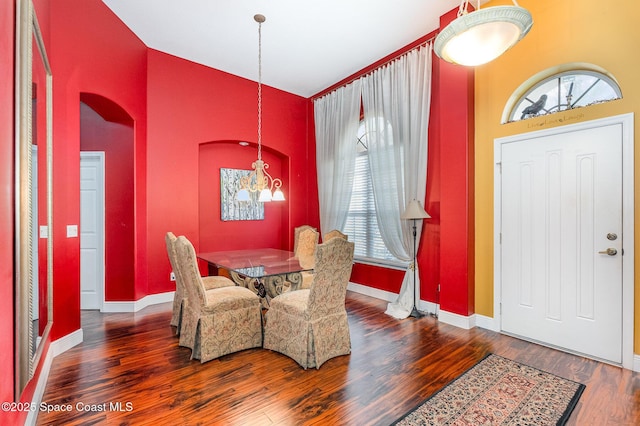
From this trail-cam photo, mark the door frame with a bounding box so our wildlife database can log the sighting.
[493,113,634,369]
[80,151,105,311]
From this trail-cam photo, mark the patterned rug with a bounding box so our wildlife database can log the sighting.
[392,354,585,426]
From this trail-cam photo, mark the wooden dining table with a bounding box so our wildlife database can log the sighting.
[197,248,311,300]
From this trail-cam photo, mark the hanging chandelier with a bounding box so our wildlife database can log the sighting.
[237,14,285,203]
[434,0,533,66]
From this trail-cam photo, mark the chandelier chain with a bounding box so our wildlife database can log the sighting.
[236,14,284,202]
[257,19,263,161]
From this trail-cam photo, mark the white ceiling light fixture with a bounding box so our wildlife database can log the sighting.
[434,0,533,67]
[237,14,285,203]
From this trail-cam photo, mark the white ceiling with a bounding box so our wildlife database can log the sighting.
[101,0,463,98]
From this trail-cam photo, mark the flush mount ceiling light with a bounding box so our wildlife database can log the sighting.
[434,0,533,66]
[237,14,285,203]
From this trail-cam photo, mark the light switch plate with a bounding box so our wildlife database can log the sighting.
[39,225,48,238]
[67,224,78,238]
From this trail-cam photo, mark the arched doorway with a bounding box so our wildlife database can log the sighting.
[79,93,135,309]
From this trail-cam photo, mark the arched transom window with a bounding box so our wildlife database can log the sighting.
[505,66,622,123]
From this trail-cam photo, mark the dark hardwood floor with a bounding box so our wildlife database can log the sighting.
[37,291,640,425]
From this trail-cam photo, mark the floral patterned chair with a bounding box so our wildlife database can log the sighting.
[165,232,236,337]
[293,225,319,289]
[323,229,348,242]
[263,237,355,369]
[293,225,318,254]
[175,236,262,362]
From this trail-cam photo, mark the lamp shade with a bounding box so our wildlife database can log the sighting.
[258,188,273,202]
[236,188,251,202]
[272,188,285,201]
[434,5,533,66]
[401,199,431,220]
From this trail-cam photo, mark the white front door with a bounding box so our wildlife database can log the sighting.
[497,115,633,366]
[80,152,105,310]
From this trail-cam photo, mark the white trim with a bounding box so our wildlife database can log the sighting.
[52,328,84,356]
[633,354,640,373]
[24,347,53,426]
[438,310,475,330]
[494,112,635,370]
[347,281,396,302]
[475,314,500,332]
[101,291,175,313]
[24,329,83,426]
[80,151,105,311]
[347,281,438,316]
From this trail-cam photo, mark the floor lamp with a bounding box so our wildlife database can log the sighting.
[401,199,430,318]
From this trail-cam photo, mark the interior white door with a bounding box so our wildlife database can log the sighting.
[500,123,623,364]
[80,152,105,310]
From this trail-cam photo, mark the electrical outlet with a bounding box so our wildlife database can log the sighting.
[170,271,176,281]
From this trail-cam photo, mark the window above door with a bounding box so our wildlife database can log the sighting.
[503,64,622,124]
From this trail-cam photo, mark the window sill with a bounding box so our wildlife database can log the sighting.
[353,257,408,271]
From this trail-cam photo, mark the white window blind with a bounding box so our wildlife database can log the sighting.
[343,123,399,264]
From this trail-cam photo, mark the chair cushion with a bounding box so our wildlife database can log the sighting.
[269,289,310,316]
[202,286,259,314]
[202,275,235,290]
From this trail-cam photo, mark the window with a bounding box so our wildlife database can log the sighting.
[343,121,401,266]
[505,67,622,123]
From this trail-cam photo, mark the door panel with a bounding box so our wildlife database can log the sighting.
[501,123,623,364]
[80,152,104,310]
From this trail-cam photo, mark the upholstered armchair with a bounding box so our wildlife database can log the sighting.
[323,229,348,242]
[263,237,355,369]
[175,236,262,362]
[293,225,319,289]
[165,232,236,336]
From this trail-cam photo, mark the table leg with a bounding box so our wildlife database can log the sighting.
[285,272,303,291]
[229,270,248,287]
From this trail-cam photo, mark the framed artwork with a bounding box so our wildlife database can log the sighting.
[220,168,264,221]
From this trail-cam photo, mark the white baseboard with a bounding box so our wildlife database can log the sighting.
[24,348,53,426]
[25,328,83,426]
[347,281,396,302]
[102,291,174,313]
[474,313,500,332]
[437,310,475,329]
[52,328,83,356]
[634,354,640,372]
[347,282,439,316]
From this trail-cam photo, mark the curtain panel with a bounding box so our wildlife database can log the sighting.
[361,43,432,319]
[313,79,362,236]
[313,43,432,319]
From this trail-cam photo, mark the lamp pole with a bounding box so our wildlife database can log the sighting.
[401,199,430,318]
[409,218,424,318]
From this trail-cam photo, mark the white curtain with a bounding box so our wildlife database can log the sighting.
[361,43,432,319]
[314,80,362,236]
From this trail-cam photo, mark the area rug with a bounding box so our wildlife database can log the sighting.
[392,353,585,426]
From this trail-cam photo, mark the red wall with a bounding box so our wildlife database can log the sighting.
[437,9,475,316]
[3,0,476,421]
[146,50,313,295]
[49,0,148,337]
[198,141,288,253]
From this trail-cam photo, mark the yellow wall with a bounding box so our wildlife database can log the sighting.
[475,0,640,354]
